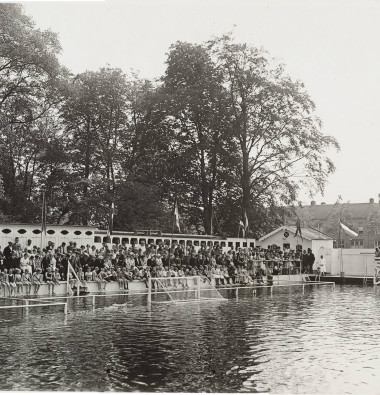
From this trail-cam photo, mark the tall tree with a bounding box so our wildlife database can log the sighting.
[61,68,131,225]
[208,34,339,236]
[162,41,232,234]
[0,3,68,221]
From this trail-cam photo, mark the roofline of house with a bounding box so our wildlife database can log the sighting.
[307,226,335,239]
[259,225,333,242]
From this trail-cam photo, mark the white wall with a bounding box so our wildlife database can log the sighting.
[0,224,96,250]
[312,240,334,273]
[331,249,375,276]
[258,232,312,251]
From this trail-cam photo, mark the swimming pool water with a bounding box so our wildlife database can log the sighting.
[0,285,379,393]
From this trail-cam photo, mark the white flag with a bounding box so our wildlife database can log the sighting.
[244,211,249,233]
[59,212,70,225]
[174,201,180,232]
[107,202,115,238]
[340,221,358,237]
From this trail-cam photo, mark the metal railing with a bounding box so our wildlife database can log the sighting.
[0,300,68,314]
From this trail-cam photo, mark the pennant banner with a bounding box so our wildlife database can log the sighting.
[340,221,358,237]
[41,192,47,236]
[174,201,180,233]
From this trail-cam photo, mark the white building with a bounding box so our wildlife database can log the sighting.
[257,225,334,272]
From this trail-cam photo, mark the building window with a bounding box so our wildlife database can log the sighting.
[351,239,364,249]
[333,240,345,248]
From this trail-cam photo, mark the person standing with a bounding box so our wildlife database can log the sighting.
[312,254,319,275]
[319,255,327,276]
[3,242,14,270]
[308,249,315,274]
[302,250,308,273]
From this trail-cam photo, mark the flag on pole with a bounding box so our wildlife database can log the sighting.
[107,202,115,238]
[238,220,245,238]
[59,212,70,225]
[244,210,249,236]
[174,201,180,232]
[295,217,303,240]
[213,211,223,236]
[340,221,358,237]
[41,191,47,236]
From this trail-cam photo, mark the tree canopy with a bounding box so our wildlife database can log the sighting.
[0,4,339,238]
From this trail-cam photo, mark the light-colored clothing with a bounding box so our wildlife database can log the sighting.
[319,257,327,273]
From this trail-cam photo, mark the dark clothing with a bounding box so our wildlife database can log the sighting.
[3,246,13,259]
[61,258,69,280]
[307,252,315,273]
[41,256,50,272]
[302,254,309,273]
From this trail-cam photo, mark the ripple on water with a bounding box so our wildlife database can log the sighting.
[0,285,380,392]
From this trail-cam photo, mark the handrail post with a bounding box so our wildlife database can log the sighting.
[24,299,29,315]
[64,303,68,315]
[147,278,152,304]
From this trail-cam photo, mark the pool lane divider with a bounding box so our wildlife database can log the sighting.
[0,281,335,315]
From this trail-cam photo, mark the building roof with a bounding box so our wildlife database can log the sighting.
[259,225,333,242]
[306,202,380,221]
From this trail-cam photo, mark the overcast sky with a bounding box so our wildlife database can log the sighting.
[21,0,380,205]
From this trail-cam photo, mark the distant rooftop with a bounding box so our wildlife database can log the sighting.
[300,198,379,220]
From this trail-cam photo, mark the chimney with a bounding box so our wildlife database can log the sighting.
[311,201,316,206]
[370,198,374,204]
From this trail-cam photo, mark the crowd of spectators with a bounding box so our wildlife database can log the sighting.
[0,237,318,297]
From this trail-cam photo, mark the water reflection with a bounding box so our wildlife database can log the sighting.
[0,285,380,393]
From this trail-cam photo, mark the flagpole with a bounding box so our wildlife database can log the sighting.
[338,220,342,276]
[40,191,46,250]
[169,199,176,270]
